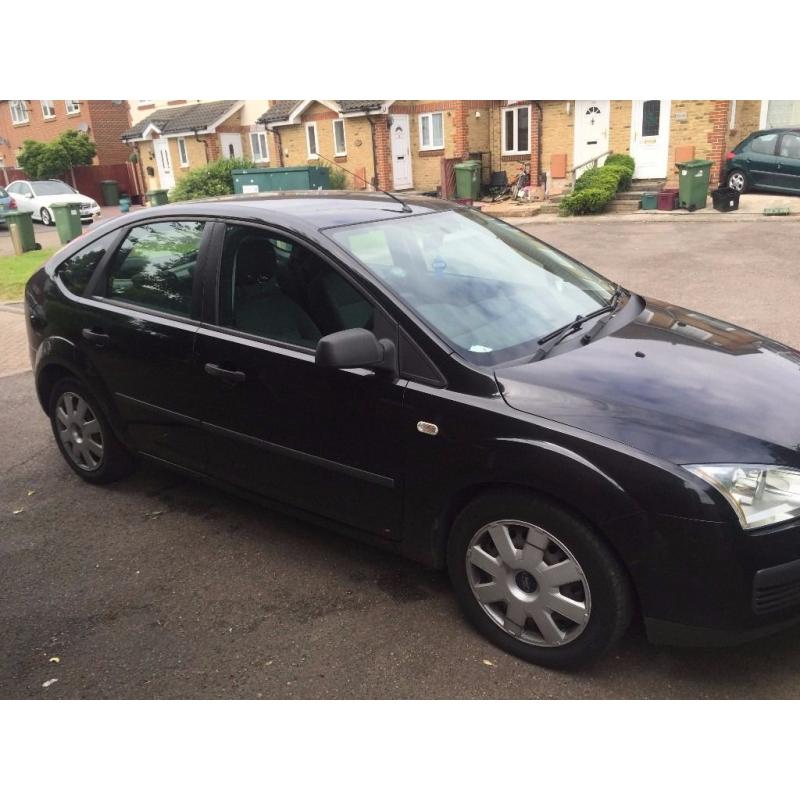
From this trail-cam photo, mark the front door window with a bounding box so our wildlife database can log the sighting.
[641,100,660,137]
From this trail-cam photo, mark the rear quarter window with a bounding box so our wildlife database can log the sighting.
[57,231,119,296]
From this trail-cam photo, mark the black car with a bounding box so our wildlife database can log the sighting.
[724,127,800,195]
[24,192,800,668]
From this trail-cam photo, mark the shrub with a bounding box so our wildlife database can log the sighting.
[170,156,255,202]
[322,166,348,190]
[18,130,96,180]
[560,154,635,215]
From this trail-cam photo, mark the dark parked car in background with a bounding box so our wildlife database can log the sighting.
[724,127,800,194]
[23,193,800,668]
[0,186,16,225]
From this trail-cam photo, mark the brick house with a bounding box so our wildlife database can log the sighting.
[0,100,131,174]
[492,100,770,198]
[120,100,261,192]
[259,100,496,193]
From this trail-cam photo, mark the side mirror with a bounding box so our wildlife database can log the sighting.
[315,328,396,376]
[25,192,34,199]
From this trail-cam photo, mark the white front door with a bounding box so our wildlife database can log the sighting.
[390,114,412,190]
[220,133,243,160]
[573,100,610,177]
[153,138,175,190]
[630,100,671,179]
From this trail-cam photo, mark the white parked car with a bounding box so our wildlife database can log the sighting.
[5,179,101,226]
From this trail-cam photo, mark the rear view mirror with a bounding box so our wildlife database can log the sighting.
[315,328,396,376]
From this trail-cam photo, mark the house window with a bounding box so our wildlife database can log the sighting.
[332,119,347,156]
[10,101,29,124]
[177,137,189,167]
[41,100,56,120]
[66,100,80,115]
[502,105,530,155]
[418,112,444,150]
[250,131,269,163]
[306,122,318,159]
[138,100,154,106]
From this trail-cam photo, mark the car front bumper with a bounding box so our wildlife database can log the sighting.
[627,513,800,647]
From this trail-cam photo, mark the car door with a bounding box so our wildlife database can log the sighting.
[742,132,781,189]
[75,217,213,472]
[194,221,407,539]
[776,132,800,193]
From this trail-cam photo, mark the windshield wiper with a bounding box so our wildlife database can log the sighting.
[529,285,625,363]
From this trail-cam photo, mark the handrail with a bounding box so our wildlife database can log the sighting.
[568,150,613,176]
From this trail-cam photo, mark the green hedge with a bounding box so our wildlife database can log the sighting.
[561,154,635,215]
[170,157,255,202]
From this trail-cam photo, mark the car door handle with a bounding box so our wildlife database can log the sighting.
[204,363,246,383]
[82,328,110,346]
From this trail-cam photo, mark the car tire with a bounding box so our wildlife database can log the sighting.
[48,377,134,485]
[39,207,52,226]
[727,170,748,193]
[447,489,633,668]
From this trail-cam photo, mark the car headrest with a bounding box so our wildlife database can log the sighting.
[235,238,276,287]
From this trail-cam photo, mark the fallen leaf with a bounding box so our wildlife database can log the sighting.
[482,659,496,667]
[145,510,167,519]
[12,508,24,515]
[42,678,58,688]
[49,657,60,664]
[27,490,36,496]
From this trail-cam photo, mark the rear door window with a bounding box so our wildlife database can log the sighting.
[748,133,778,155]
[105,220,207,317]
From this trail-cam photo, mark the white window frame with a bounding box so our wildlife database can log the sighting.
[41,100,56,120]
[305,122,318,159]
[418,111,444,151]
[250,131,269,163]
[66,100,81,115]
[10,100,29,124]
[177,137,189,167]
[138,100,154,106]
[332,119,347,156]
[501,104,531,155]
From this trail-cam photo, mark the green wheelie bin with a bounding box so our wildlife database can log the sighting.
[5,210,38,254]
[454,160,482,200]
[51,202,83,245]
[100,180,120,206]
[146,189,170,206]
[676,159,713,212]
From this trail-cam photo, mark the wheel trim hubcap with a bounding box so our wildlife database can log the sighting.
[466,520,591,647]
[55,392,104,471]
[730,173,744,191]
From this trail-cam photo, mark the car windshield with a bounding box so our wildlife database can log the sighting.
[31,181,76,196]
[328,209,617,365]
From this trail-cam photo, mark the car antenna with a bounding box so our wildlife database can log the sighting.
[312,150,413,213]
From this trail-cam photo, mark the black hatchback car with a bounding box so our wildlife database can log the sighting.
[724,127,800,195]
[24,192,800,667]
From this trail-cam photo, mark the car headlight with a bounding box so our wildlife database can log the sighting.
[685,464,800,530]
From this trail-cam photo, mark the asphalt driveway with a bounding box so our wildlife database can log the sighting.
[2,216,800,699]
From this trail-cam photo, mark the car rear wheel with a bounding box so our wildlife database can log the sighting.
[48,377,134,484]
[727,170,747,193]
[40,207,52,226]
[447,489,633,668]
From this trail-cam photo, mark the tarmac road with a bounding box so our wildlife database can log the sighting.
[2,216,800,698]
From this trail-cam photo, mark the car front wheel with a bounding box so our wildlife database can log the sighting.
[727,170,747,193]
[447,489,633,668]
[40,207,52,226]
[48,377,133,484]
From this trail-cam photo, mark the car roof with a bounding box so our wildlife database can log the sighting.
[751,127,800,135]
[142,191,459,230]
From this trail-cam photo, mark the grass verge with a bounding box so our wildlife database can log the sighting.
[0,247,57,302]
